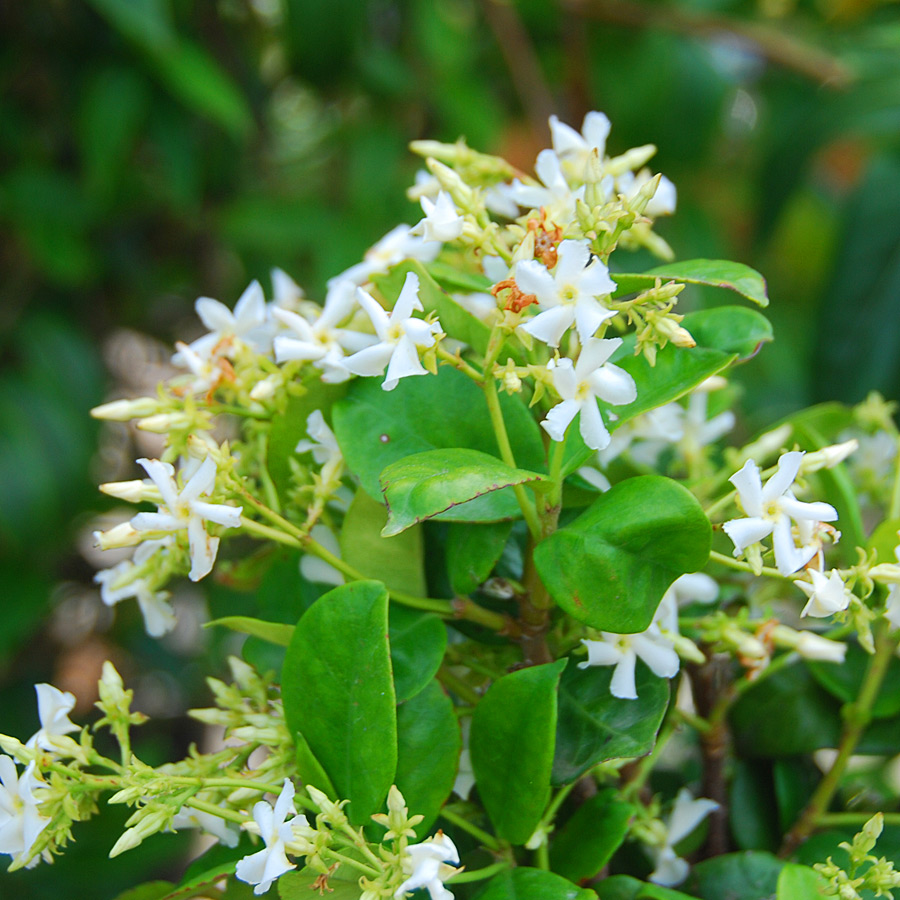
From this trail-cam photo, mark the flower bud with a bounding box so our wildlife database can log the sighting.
[91,397,160,421]
[94,522,143,550]
[607,144,657,177]
[136,412,193,433]
[99,480,149,503]
[799,440,859,474]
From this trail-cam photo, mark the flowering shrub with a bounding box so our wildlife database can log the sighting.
[3,111,900,900]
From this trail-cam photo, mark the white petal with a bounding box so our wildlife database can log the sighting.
[609,652,638,699]
[542,399,581,442]
[582,111,611,153]
[187,516,217,581]
[343,343,394,378]
[191,500,243,529]
[666,789,719,845]
[649,847,690,887]
[515,260,557,307]
[137,458,178,511]
[554,240,591,285]
[761,451,805,503]
[578,638,624,668]
[233,281,267,330]
[180,455,218,504]
[722,516,773,553]
[137,590,177,637]
[392,272,423,321]
[589,362,637,407]
[549,115,588,157]
[771,515,815,576]
[579,259,617,297]
[573,296,616,344]
[579,400,611,451]
[779,495,838,524]
[729,459,763,516]
[355,288,391,339]
[520,306,574,348]
[632,635,680,679]
[195,297,234,333]
[383,336,428,390]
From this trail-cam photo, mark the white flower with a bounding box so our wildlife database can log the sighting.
[504,150,584,221]
[94,538,177,637]
[235,779,308,895]
[170,807,239,847]
[542,338,636,451]
[648,788,718,886]
[578,626,680,700]
[416,191,464,243]
[343,272,442,391]
[617,168,677,217]
[130,456,243,582]
[653,573,719,637]
[550,111,612,170]
[516,240,616,347]
[273,279,373,384]
[798,569,852,618]
[723,451,838,576]
[0,758,51,868]
[395,832,460,900]
[328,224,440,289]
[25,684,79,754]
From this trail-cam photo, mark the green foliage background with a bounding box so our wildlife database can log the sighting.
[1,0,899,894]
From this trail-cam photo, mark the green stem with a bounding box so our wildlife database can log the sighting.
[437,346,485,382]
[439,807,502,852]
[241,516,303,548]
[184,797,248,825]
[781,623,897,855]
[535,838,550,870]
[482,377,542,541]
[446,862,511,884]
[622,711,677,800]
[818,812,900,827]
[326,849,380,878]
[437,666,482,706]
[708,549,793,581]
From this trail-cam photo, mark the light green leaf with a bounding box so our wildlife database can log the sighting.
[776,863,827,900]
[470,660,567,845]
[389,606,447,703]
[534,476,711,632]
[281,581,396,824]
[340,490,426,596]
[278,866,360,899]
[472,867,597,900]
[553,659,669,784]
[204,616,293,646]
[381,448,547,536]
[612,259,769,307]
[395,680,460,833]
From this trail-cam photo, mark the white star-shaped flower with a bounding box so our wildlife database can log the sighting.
[25,684,79,754]
[130,456,243,582]
[516,239,617,348]
[648,788,718,886]
[549,111,612,168]
[504,149,585,221]
[797,569,851,618]
[343,272,442,391]
[723,451,838,576]
[416,191,464,243]
[328,224,440,289]
[235,779,309,895]
[395,832,460,900]
[0,758,51,868]
[542,337,636,451]
[617,168,677,217]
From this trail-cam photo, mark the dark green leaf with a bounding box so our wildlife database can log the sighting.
[427,261,494,294]
[470,660,567,844]
[381,448,547,535]
[550,789,635,882]
[340,490,427,596]
[204,616,293,646]
[374,259,491,355]
[446,521,514,595]
[809,642,900,719]
[333,365,545,515]
[612,260,769,307]
[534,476,711,632]
[472,867,597,900]
[685,851,784,900]
[594,875,642,900]
[553,659,669,784]
[281,581,396,823]
[111,885,175,900]
[396,680,460,833]
[773,758,820,833]
[389,605,447,703]
[729,760,779,852]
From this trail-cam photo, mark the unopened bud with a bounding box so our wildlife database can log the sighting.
[607,144,657,177]
[99,480,149,503]
[91,397,160,421]
[136,412,193,433]
[427,159,475,207]
[249,374,281,402]
[94,522,143,551]
[731,424,793,468]
[800,439,859,474]
[584,149,613,208]
[629,173,662,216]
[773,625,848,663]
[655,315,695,348]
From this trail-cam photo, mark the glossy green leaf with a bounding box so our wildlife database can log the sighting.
[112,885,175,900]
[446,521,514,595]
[776,863,827,900]
[730,663,840,758]
[332,365,545,510]
[563,306,773,475]
[773,758,819,833]
[389,606,447,703]
[395,680,461,833]
[278,866,360,899]
[204,616,293,646]
[381,448,547,536]
[550,789,635,882]
[374,259,491,354]
[809,642,900,719]
[612,260,769,307]
[470,660,567,844]
[534,476,711,632]
[553,659,669,784]
[686,852,784,900]
[426,261,494,295]
[281,581,396,823]
[729,760,779,852]
[472,867,597,900]
[340,490,426,596]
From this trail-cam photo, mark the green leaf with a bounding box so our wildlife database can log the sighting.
[396,680,461,833]
[389,606,447,703]
[278,866,360,899]
[470,660,567,845]
[637,886,697,900]
[332,365,545,508]
[593,875,642,900]
[160,861,239,898]
[446,521,514,595]
[534,476,711,632]
[730,663,841,757]
[563,306,773,476]
[111,885,175,900]
[553,659,669,784]
[374,260,492,355]
[729,760,779,852]
[426,261,494,294]
[472,867,597,900]
[340,490,427,596]
[204,616,293,646]
[550,789,635,882]
[281,581,396,823]
[686,851,784,900]
[776,863,827,900]
[612,260,769,307]
[381,448,547,535]
[773,759,819,833]
[869,518,900,564]
[808,642,900,719]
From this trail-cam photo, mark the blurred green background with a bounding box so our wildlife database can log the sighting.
[1,0,899,894]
